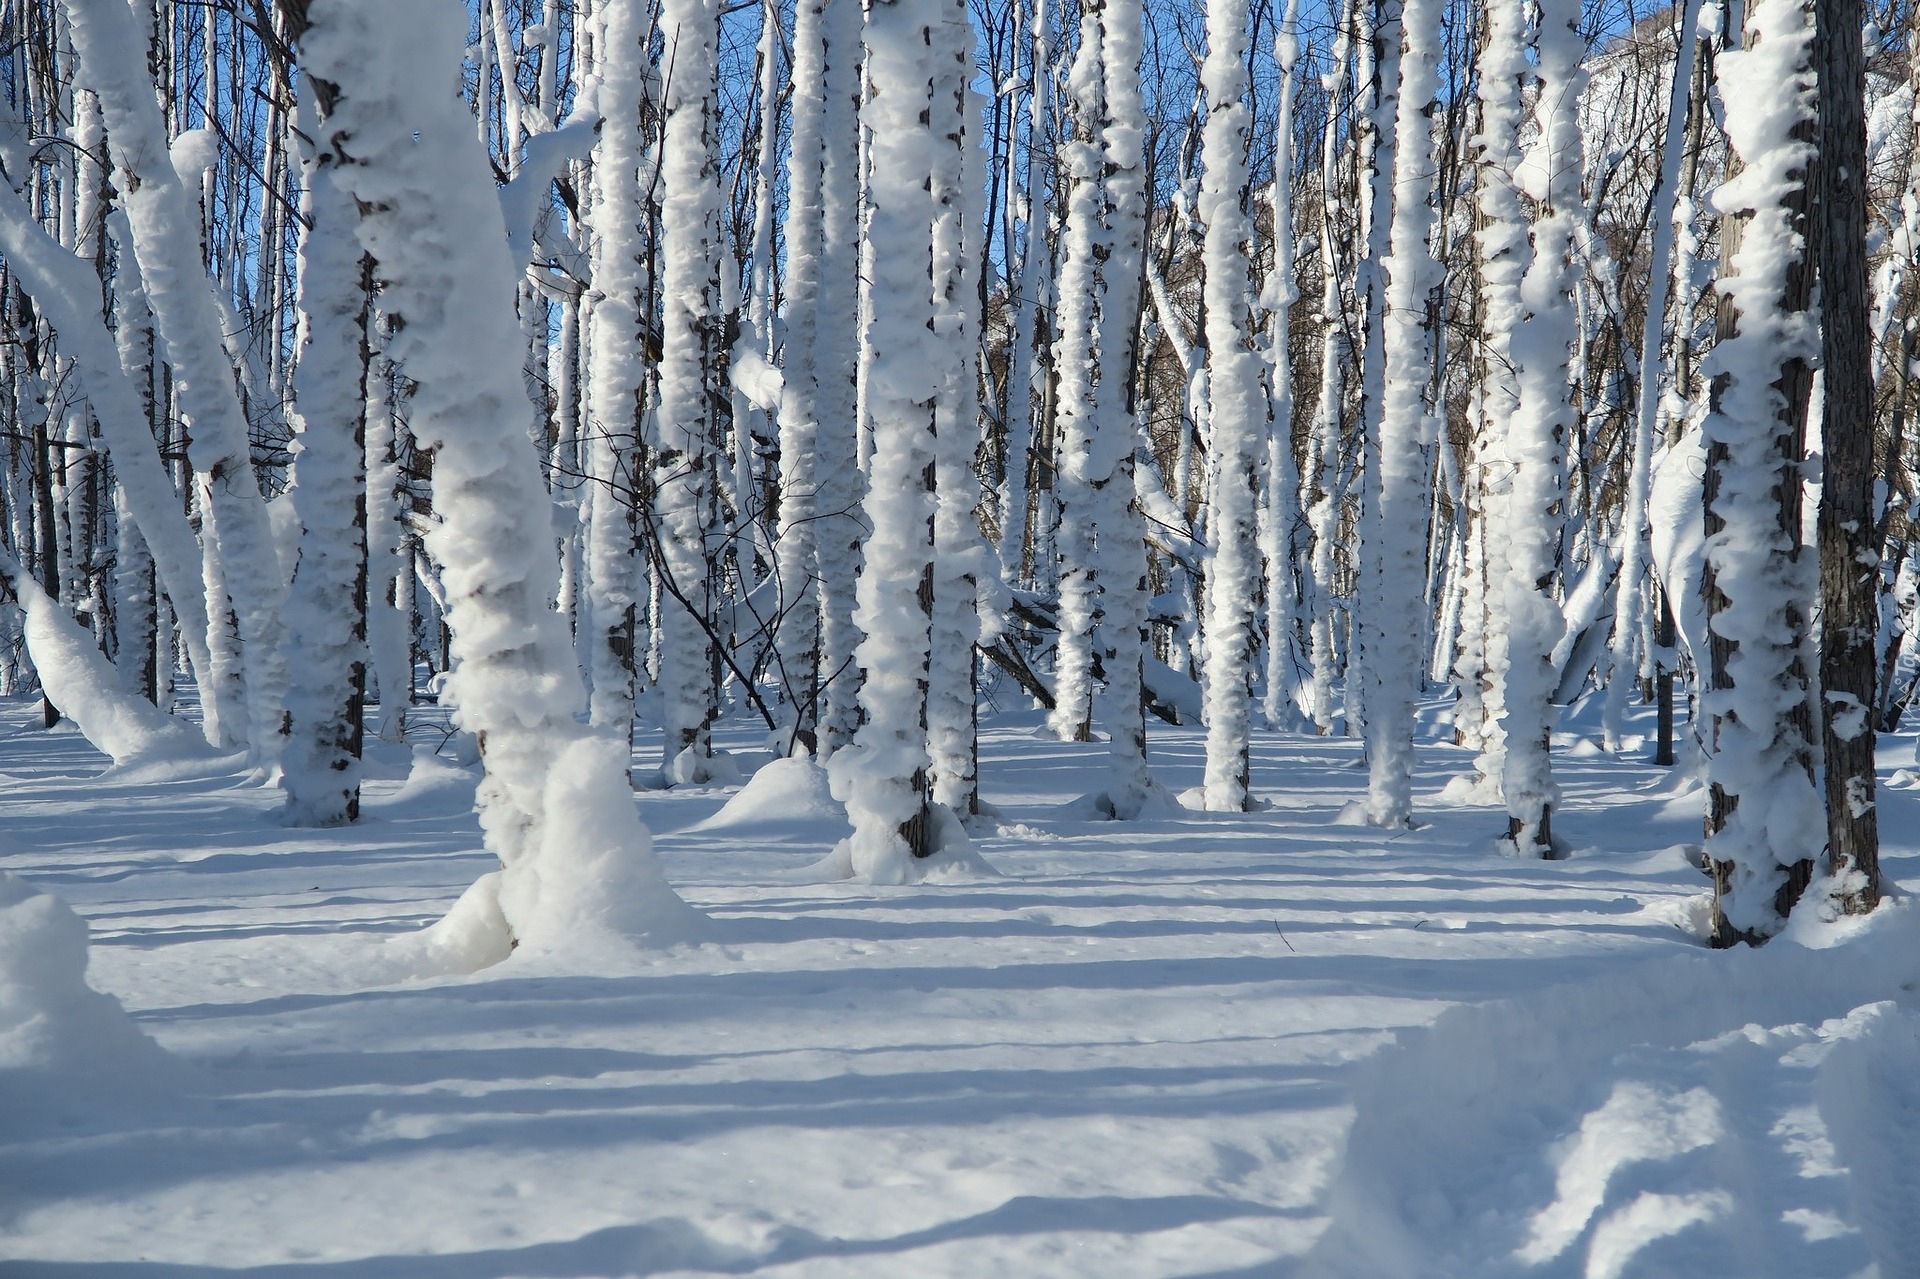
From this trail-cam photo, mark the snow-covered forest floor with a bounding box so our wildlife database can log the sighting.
[3,697,1918,1278]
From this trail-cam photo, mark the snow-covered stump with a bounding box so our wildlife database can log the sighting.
[1358,0,1440,830]
[64,0,291,762]
[301,0,701,966]
[278,79,374,828]
[1196,0,1265,813]
[652,0,725,783]
[1496,0,1586,854]
[1699,0,1822,947]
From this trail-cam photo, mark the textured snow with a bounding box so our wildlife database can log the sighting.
[2,697,1916,1274]
[1,695,1918,1273]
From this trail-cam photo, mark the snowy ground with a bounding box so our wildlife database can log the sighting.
[2,696,1917,1277]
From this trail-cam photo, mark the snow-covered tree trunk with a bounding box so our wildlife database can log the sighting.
[1047,0,1109,746]
[1460,0,1527,788]
[1604,0,1705,755]
[1498,0,1586,852]
[64,0,290,760]
[926,0,989,817]
[1089,0,1151,817]
[1196,0,1263,812]
[776,0,831,751]
[813,0,868,758]
[1258,0,1305,733]
[996,0,1055,589]
[1359,0,1440,830]
[301,0,698,961]
[653,0,724,781]
[363,328,411,744]
[0,177,218,741]
[278,67,373,827]
[1701,0,1822,947]
[1046,0,1151,813]
[1813,0,1881,914]
[582,0,653,742]
[1303,0,1356,737]
[828,0,943,882]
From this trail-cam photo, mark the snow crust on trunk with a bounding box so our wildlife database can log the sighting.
[278,106,371,828]
[774,0,831,747]
[581,0,654,738]
[653,0,724,775]
[926,0,991,818]
[1497,0,1587,849]
[301,0,700,962]
[811,0,868,759]
[1359,0,1439,829]
[0,170,218,742]
[1196,0,1264,812]
[0,551,211,768]
[64,0,290,760]
[1699,0,1823,941]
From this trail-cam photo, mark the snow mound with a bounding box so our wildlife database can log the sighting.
[690,755,846,833]
[806,803,1001,884]
[1302,903,1920,1278]
[0,872,176,1116]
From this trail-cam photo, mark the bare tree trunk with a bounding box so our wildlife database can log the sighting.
[1814,0,1881,914]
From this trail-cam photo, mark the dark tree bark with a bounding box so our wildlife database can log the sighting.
[1814,0,1881,913]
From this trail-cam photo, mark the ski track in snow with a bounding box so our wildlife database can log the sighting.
[1,699,1916,1277]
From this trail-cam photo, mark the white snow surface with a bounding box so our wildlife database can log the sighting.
[2,697,1917,1276]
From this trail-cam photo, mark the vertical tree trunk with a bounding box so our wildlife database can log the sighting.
[1814,0,1881,914]
[1702,0,1821,947]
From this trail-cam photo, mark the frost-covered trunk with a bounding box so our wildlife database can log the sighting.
[811,0,868,759]
[997,0,1055,589]
[1359,0,1439,830]
[1604,0,1704,756]
[302,0,698,963]
[1047,0,1109,745]
[1196,0,1263,812]
[363,331,411,744]
[653,0,724,781]
[278,76,372,827]
[1460,0,1528,788]
[582,0,653,742]
[64,0,289,760]
[1497,0,1585,852]
[827,0,944,882]
[1258,0,1305,733]
[1813,0,1881,914]
[0,176,218,742]
[926,0,989,817]
[1303,0,1355,736]
[776,0,831,751]
[1047,0,1151,814]
[1701,0,1821,947]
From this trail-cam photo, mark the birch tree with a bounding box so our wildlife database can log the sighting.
[1701,0,1822,947]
